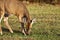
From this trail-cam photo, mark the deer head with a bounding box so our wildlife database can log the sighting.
[26,18,36,35]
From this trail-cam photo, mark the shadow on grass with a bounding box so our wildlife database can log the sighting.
[2,27,23,34]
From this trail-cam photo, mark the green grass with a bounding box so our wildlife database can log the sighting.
[0,4,60,40]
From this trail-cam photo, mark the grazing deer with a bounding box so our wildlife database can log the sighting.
[0,0,35,36]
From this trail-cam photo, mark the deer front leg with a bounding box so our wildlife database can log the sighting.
[0,24,2,35]
[4,17,13,33]
[19,16,26,36]
[0,16,3,35]
[0,10,4,35]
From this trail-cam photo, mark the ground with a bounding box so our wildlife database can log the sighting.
[0,4,60,40]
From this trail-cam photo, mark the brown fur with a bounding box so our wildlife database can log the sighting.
[0,0,32,35]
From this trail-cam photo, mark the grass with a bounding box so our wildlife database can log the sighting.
[0,4,60,40]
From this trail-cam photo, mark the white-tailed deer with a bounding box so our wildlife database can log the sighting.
[0,0,35,36]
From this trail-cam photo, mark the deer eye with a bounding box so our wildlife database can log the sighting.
[30,20,32,23]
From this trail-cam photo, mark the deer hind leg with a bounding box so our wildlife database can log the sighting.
[19,16,26,36]
[4,13,13,33]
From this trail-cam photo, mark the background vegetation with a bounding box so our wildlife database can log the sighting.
[20,0,60,4]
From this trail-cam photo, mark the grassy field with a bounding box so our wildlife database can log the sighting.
[0,4,60,40]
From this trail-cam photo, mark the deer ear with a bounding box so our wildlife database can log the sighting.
[30,18,36,25]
